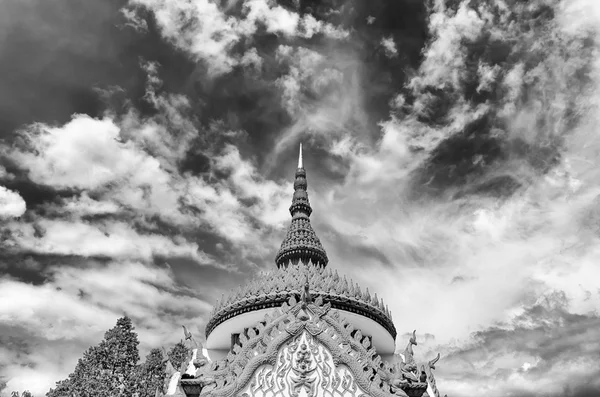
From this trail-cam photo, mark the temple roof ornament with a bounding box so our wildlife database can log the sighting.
[205,263,396,340]
[182,325,192,342]
[182,292,444,397]
[168,144,450,397]
[275,144,329,268]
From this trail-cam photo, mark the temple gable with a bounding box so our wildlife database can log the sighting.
[241,331,368,397]
[178,290,443,397]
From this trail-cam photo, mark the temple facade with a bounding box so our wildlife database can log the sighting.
[163,145,448,397]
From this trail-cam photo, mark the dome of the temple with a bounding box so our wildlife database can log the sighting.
[205,263,395,338]
[204,263,397,360]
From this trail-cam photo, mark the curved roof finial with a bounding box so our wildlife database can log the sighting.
[298,143,303,169]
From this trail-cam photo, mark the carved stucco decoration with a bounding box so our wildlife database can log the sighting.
[180,286,447,397]
[240,331,368,397]
[184,292,411,397]
[423,354,442,397]
[206,264,396,340]
[385,332,444,397]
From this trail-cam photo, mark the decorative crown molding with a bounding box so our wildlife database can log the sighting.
[205,264,396,340]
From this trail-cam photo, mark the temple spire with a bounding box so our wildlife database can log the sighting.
[275,144,328,268]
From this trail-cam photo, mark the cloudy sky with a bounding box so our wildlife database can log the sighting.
[1,0,600,395]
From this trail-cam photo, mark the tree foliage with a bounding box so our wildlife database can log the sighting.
[10,391,33,397]
[167,342,191,373]
[47,317,140,397]
[45,317,189,397]
[135,348,167,397]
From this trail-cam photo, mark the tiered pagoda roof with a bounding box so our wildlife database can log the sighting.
[275,144,328,268]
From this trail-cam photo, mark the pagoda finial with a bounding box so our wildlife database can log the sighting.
[275,144,328,268]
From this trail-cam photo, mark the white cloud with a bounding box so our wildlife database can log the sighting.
[3,112,192,229]
[213,144,289,227]
[61,193,121,216]
[409,3,485,91]
[125,0,348,76]
[4,219,205,262]
[268,45,366,162]
[243,0,299,36]
[559,0,600,36]
[381,36,398,58]
[8,115,161,190]
[0,261,212,396]
[275,46,327,117]
[178,145,289,256]
[240,48,263,70]
[0,186,26,218]
[0,82,291,261]
[298,13,349,39]
[476,62,500,92]
[0,165,15,180]
[127,0,241,75]
[121,7,148,32]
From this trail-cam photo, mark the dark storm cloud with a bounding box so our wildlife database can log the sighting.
[319,224,394,268]
[401,0,596,201]
[443,291,600,396]
[124,0,430,178]
[0,0,207,221]
[0,0,199,137]
[0,0,134,134]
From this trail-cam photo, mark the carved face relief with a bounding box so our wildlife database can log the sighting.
[238,331,371,397]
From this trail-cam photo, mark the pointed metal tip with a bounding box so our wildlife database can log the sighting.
[298,143,303,168]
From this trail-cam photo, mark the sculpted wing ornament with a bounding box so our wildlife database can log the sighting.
[182,325,201,348]
[428,353,440,370]
[403,330,417,369]
[182,325,192,341]
[424,353,443,397]
[162,346,177,376]
[161,346,171,364]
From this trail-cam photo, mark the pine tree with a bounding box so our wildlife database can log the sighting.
[47,316,140,397]
[134,349,166,397]
[96,317,140,396]
[167,342,191,373]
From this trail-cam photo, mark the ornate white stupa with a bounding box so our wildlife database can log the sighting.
[164,145,448,397]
